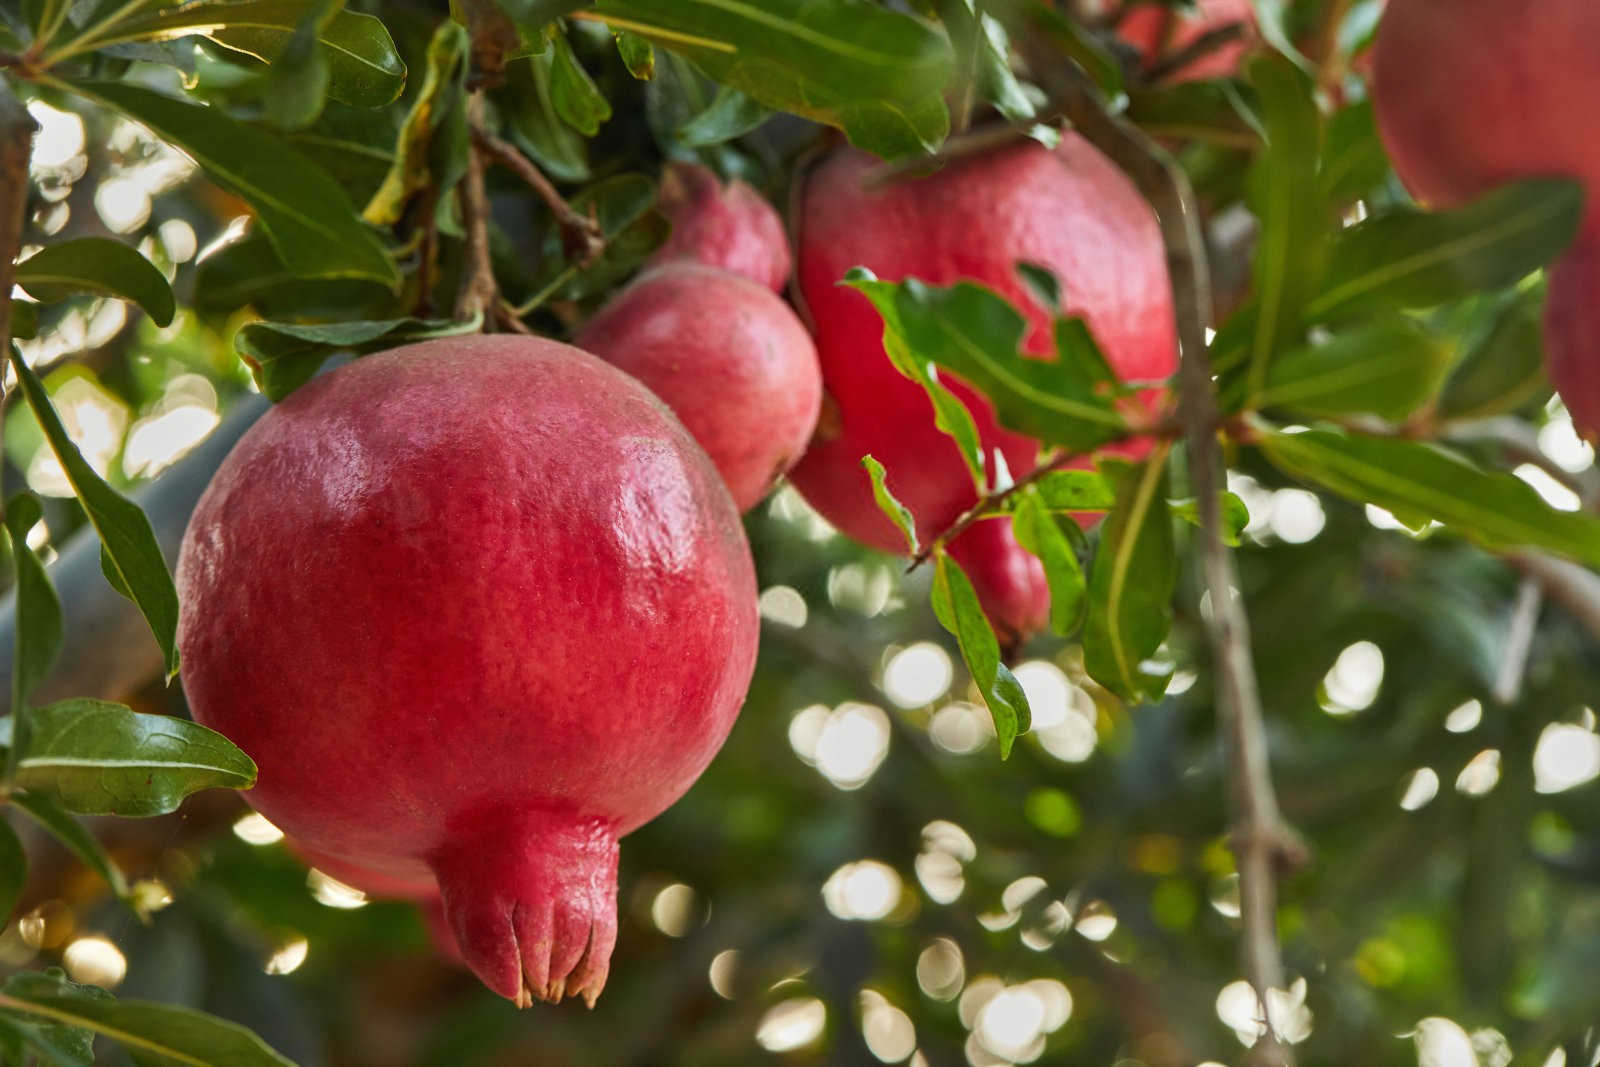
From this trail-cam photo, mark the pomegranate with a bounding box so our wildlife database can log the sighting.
[1546,238,1600,441]
[177,336,759,1007]
[789,136,1178,644]
[1117,0,1257,83]
[1374,0,1600,238]
[649,161,792,291]
[575,261,821,511]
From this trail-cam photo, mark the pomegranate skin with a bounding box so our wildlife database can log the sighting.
[177,335,758,1006]
[650,162,792,291]
[947,520,1052,650]
[1118,0,1257,83]
[575,262,822,511]
[1546,238,1600,442]
[788,137,1177,640]
[1374,0,1600,238]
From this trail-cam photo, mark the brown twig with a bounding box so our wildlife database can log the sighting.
[909,451,1083,570]
[1013,29,1302,1067]
[454,92,499,323]
[1,84,40,504]
[470,123,604,267]
[1507,552,1600,640]
[1143,21,1249,84]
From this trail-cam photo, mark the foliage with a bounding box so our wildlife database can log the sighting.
[0,0,1597,1064]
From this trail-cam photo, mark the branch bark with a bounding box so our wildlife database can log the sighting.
[1014,31,1302,1067]
[470,123,603,267]
[1,82,40,507]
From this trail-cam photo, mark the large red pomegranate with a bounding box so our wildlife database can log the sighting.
[1374,0,1600,239]
[789,136,1178,645]
[575,261,822,511]
[1116,0,1257,83]
[177,336,759,1007]
[649,161,792,291]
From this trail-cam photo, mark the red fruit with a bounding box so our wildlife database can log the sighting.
[650,162,792,291]
[576,261,822,511]
[177,336,758,1007]
[946,519,1051,650]
[1546,238,1600,441]
[789,137,1177,643]
[1374,0,1600,238]
[1117,0,1257,82]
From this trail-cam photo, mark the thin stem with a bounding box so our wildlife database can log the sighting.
[1507,551,1600,641]
[1143,21,1248,84]
[911,450,1084,570]
[36,0,155,66]
[1491,578,1543,707]
[454,92,498,323]
[1014,29,1302,1067]
[470,123,603,267]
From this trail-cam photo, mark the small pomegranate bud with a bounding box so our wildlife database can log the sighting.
[651,161,792,291]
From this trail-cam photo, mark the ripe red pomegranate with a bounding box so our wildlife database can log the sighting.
[1374,0,1600,238]
[1546,238,1600,442]
[790,136,1178,645]
[178,336,759,1007]
[576,261,822,511]
[649,161,791,291]
[1117,0,1257,82]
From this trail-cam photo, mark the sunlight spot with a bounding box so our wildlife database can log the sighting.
[916,822,975,904]
[1270,489,1326,543]
[1515,464,1581,511]
[916,938,965,1001]
[1075,899,1117,942]
[1217,977,1313,1047]
[651,883,699,937]
[758,584,808,628]
[28,102,85,171]
[823,861,902,921]
[815,703,891,789]
[861,989,917,1063]
[1533,723,1600,793]
[930,701,993,755]
[1322,641,1384,715]
[158,218,198,263]
[708,949,738,998]
[264,935,309,976]
[828,562,894,616]
[308,870,368,910]
[1455,749,1502,796]
[1539,412,1594,473]
[1445,699,1483,733]
[1413,1017,1477,1067]
[1399,768,1440,811]
[63,936,126,989]
[884,642,954,708]
[756,997,826,1052]
[232,812,284,846]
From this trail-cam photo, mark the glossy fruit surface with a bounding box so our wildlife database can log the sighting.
[650,161,792,291]
[1547,238,1600,441]
[177,335,758,1006]
[576,262,821,511]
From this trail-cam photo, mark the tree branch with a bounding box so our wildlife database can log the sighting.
[1491,577,1543,707]
[1,83,40,506]
[1014,31,1302,1067]
[1506,551,1600,642]
[454,92,499,323]
[470,123,603,268]
[1143,21,1248,84]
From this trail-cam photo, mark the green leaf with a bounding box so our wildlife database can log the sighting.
[861,455,918,556]
[1170,491,1250,546]
[0,991,293,1066]
[1029,470,1116,513]
[1436,288,1549,422]
[1320,99,1389,205]
[848,271,987,492]
[1243,52,1326,404]
[1012,490,1086,636]
[851,275,1126,451]
[520,173,665,308]
[106,0,406,108]
[678,85,773,147]
[9,347,179,677]
[593,0,953,159]
[4,492,63,781]
[1126,80,1261,149]
[943,2,1033,126]
[506,48,591,183]
[0,819,23,924]
[0,971,104,1066]
[549,26,612,135]
[280,102,399,203]
[1246,315,1452,420]
[14,239,175,327]
[361,20,467,228]
[1258,427,1600,567]
[193,229,394,321]
[1024,1,1121,98]
[1014,262,1060,314]
[70,80,396,286]
[613,29,655,78]
[235,315,480,401]
[8,699,256,817]
[8,790,129,900]
[259,4,331,131]
[1082,454,1177,703]
[931,551,1031,757]
[1310,179,1584,321]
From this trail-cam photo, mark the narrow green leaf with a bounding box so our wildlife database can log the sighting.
[848,271,987,492]
[8,346,179,677]
[9,699,257,817]
[235,315,479,401]
[1319,99,1389,204]
[14,239,175,327]
[106,0,406,108]
[1247,315,1452,420]
[678,85,773,147]
[1012,490,1086,636]
[259,1,333,131]
[0,971,104,1066]
[861,455,918,556]
[0,992,294,1067]
[1259,427,1600,566]
[931,551,1031,757]
[507,47,590,182]
[8,790,129,900]
[1310,179,1584,321]
[1029,470,1116,513]
[549,27,612,135]
[1126,80,1261,149]
[0,819,23,924]
[70,80,396,286]
[1436,287,1549,421]
[1243,52,1326,404]
[4,492,63,781]
[593,0,953,159]
[851,275,1125,450]
[1025,1,1121,98]
[613,29,655,78]
[971,13,1034,122]
[361,20,467,227]
[192,227,394,321]
[1170,491,1250,546]
[1082,454,1177,703]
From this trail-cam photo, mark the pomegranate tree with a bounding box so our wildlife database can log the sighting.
[176,336,759,1006]
[789,135,1178,645]
[576,261,821,511]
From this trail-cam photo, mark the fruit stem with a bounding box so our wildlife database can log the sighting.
[1013,26,1304,1067]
